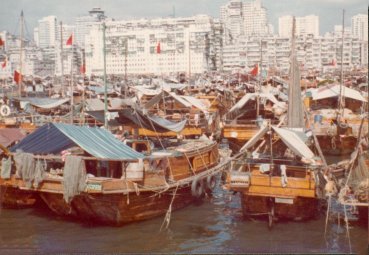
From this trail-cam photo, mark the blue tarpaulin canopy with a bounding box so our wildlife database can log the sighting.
[11,123,144,160]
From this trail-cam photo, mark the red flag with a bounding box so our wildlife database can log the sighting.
[250,64,258,76]
[1,58,6,69]
[80,65,86,74]
[66,35,73,45]
[156,42,161,54]
[0,37,3,46]
[330,59,336,66]
[14,70,21,84]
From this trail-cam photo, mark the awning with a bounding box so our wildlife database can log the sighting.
[240,125,269,152]
[0,128,26,148]
[20,98,70,109]
[85,99,105,111]
[272,126,314,160]
[312,84,367,102]
[118,108,187,133]
[85,110,120,126]
[228,93,279,115]
[11,123,143,160]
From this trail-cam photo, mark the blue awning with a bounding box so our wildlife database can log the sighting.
[11,123,143,160]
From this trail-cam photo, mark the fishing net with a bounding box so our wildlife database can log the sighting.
[14,153,35,188]
[348,153,369,201]
[63,155,86,203]
[34,160,45,188]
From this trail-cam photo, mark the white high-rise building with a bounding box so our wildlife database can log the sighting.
[279,15,319,38]
[75,7,106,48]
[35,16,58,48]
[351,14,368,41]
[220,0,244,44]
[85,15,221,76]
[243,0,269,36]
[220,0,271,44]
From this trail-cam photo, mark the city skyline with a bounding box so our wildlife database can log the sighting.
[0,0,367,39]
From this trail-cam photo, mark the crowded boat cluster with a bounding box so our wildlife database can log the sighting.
[0,60,367,228]
[0,15,368,231]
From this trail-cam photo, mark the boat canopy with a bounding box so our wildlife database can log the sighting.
[19,97,70,109]
[118,108,187,133]
[11,123,144,160]
[0,128,26,148]
[272,126,314,160]
[240,125,269,152]
[240,125,315,160]
[228,93,279,115]
[85,99,105,111]
[144,91,209,113]
[312,84,367,102]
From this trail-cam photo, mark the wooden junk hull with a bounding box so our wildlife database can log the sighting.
[222,124,260,152]
[39,185,197,226]
[0,181,38,208]
[316,135,357,156]
[241,194,318,220]
[227,163,319,222]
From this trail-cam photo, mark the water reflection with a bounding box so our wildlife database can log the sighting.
[0,179,367,254]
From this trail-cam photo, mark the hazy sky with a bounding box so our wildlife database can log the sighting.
[0,0,367,39]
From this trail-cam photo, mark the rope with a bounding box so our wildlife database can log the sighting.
[343,203,352,253]
[324,195,331,237]
[160,184,179,231]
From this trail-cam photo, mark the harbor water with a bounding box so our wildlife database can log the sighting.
[0,178,367,254]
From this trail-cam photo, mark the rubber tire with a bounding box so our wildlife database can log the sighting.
[205,175,216,192]
[0,105,11,117]
[191,178,204,198]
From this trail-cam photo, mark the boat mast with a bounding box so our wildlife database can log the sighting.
[60,21,64,97]
[19,10,24,97]
[124,38,128,98]
[287,16,304,128]
[103,21,108,129]
[257,39,263,118]
[70,33,74,124]
[338,9,345,117]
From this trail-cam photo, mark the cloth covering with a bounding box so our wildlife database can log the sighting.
[63,155,87,203]
[1,157,11,179]
[14,152,35,188]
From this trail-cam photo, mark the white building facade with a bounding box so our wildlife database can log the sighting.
[35,16,58,48]
[279,15,319,38]
[351,14,368,41]
[220,0,271,44]
[85,15,222,76]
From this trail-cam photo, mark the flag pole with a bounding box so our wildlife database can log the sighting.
[103,22,108,129]
[60,21,64,97]
[70,33,74,124]
[19,10,24,98]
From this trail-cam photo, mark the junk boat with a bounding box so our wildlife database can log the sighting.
[224,123,323,227]
[224,18,324,227]
[9,123,229,225]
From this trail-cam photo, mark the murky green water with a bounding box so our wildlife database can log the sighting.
[0,178,367,254]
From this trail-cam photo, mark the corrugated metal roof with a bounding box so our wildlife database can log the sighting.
[11,123,143,160]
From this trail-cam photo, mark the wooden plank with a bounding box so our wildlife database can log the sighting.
[248,186,316,198]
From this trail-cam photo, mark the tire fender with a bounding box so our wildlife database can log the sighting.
[205,175,216,191]
[191,178,204,198]
[0,104,11,117]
